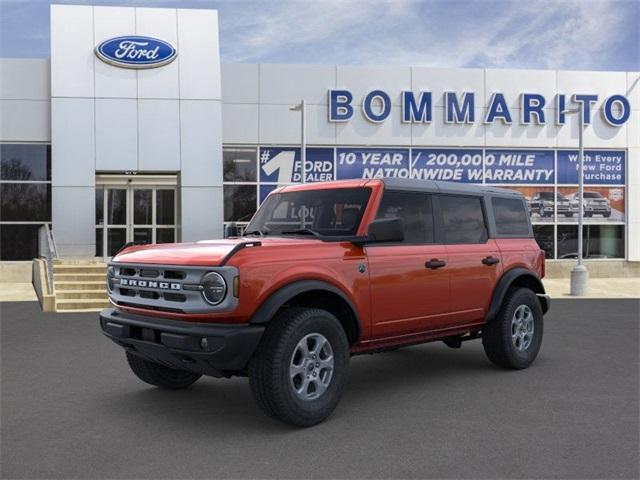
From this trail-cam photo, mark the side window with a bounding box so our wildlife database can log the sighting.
[375,191,434,243]
[492,197,530,236]
[440,195,487,244]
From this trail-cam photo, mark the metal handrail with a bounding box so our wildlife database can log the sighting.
[38,224,58,293]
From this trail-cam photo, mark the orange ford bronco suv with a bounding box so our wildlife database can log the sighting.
[100,178,550,427]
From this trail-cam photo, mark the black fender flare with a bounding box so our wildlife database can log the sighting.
[485,268,548,323]
[249,280,362,339]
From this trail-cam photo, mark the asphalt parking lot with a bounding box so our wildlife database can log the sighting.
[1,300,638,479]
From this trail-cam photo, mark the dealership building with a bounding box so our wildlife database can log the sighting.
[1,4,639,273]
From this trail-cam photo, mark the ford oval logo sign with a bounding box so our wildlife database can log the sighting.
[95,36,177,69]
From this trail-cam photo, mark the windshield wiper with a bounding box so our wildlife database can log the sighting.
[243,229,268,236]
[280,228,321,238]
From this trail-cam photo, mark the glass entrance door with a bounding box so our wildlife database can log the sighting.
[96,185,177,257]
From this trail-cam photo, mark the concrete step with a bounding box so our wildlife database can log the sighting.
[55,290,108,300]
[53,265,107,274]
[53,259,106,265]
[55,281,106,291]
[55,299,111,311]
[53,273,106,282]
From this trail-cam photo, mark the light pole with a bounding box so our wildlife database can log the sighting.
[289,100,306,183]
[564,104,589,295]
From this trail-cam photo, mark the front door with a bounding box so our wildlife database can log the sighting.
[366,191,451,339]
[96,177,177,258]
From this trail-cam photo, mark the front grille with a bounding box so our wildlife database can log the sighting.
[115,266,189,304]
[109,262,238,314]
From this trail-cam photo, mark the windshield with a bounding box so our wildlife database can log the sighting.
[246,187,371,237]
[584,192,603,198]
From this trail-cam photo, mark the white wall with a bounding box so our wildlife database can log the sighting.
[50,4,223,256]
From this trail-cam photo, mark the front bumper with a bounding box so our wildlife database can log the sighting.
[100,308,264,377]
[585,206,611,214]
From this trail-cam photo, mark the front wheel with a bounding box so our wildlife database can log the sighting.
[126,351,202,389]
[482,288,543,369]
[249,307,349,427]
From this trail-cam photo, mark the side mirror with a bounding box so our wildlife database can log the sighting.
[366,217,404,243]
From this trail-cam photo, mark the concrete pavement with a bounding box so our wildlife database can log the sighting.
[1,300,638,479]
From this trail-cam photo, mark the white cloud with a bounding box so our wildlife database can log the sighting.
[218,0,637,71]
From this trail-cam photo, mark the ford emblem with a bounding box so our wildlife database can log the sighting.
[95,36,177,69]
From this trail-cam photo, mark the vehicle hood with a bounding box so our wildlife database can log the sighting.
[112,237,321,266]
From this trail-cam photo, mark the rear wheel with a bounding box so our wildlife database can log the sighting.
[126,351,202,389]
[249,307,349,427]
[482,288,543,369]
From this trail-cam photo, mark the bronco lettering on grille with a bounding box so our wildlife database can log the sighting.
[120,278,181,290]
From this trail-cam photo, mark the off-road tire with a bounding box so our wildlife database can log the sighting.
[126,351,202,389]
[482,288,543,369]
[248,307,349,427]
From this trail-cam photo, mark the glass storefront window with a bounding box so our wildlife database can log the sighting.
[0,183,51,221]
[0,144,51,181]
[224,185,257,222]
[223,148,257,182]
[107,228,127,256]
[133,189,153,225]
[156,190,175,225]
[533,225,554,259]
[107,189,126,225]
[95,228,103,257]
[557,225,624,259]
[0,224,42,260]
[95,188,104,226]
[156,228,175,244]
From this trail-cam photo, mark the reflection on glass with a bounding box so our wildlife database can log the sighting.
[107,190,126,225]
[223,148,257,181]
[0,144,51,181]
[133,190,152,225]
[533,225,554,259]
[95,188,104,225]
[376,192,434,243]
[156,190,175,225]
[0,184,51,221]
[224,185,257,222]
[95,228,103,257]
[156,228,175,244]
[133,228,153,244]
[0,224,41,260]
[107,228,127,256]
[440,195,486,244]
[492,197,529,236]
[557,225,624,259]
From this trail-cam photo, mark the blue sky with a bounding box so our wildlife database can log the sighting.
[0,0,638,70]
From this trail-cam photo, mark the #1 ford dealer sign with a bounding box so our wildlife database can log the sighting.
[95,35,177,69]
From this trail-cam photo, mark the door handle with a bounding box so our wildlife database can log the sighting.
[482,256,500,266]
[425,259,446,269]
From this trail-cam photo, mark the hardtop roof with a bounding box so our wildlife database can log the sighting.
[380,178,522,197]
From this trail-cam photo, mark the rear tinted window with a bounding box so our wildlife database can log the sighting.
[376,191,434,243]
[440,195,487,244]
[492,197,530,236]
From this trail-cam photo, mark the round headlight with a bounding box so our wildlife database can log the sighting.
[107,266,115,292]
[201,272,227,305]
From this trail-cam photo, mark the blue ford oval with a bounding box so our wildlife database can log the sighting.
[95,36,177,69]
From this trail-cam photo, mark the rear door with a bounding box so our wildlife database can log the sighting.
[366,190,450,339]
[438,194,502,325]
